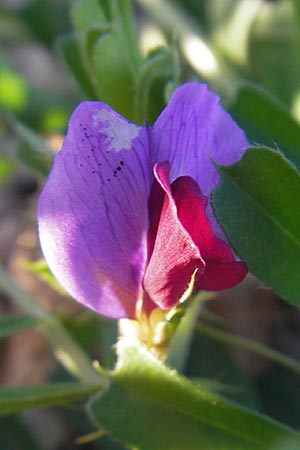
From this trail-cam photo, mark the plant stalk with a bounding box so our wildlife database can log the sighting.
[197,321,300,375]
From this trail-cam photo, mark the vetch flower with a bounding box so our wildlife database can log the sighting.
[38,82,248,319]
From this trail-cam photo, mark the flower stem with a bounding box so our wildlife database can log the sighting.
[118,0,140,71]
[0,266,106,385]
[196,321,300,375]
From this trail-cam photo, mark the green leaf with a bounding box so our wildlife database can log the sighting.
[211,146,300,305]
[92,30,137,120]
[59,33,98,98]
[70,0,110,62]
[71,0,140,121]
[137,46,179,123]
[0,314,39,340]
[89,339,300,450]
[0,383,102,416]
[230,84,300,169]
[71,0,108,33]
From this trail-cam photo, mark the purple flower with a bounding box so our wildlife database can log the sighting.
[38,82,248,319]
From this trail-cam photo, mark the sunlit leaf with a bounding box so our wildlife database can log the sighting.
[89,339,300,450]
[212,146,300,305]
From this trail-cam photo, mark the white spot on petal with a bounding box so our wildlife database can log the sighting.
[93,109,140,152]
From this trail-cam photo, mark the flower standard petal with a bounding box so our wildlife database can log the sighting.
[152,82,249,195]
[38,102,151,318]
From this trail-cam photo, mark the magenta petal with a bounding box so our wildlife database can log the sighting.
[143,162,205,309]
[172,176,248,290]
[38,102,151,318]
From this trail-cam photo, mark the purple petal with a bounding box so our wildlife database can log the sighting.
[151,82,249,238]
[38,102,151,318]
[152,82,249,194]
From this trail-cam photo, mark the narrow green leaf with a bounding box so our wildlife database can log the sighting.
[0,383,102,416]
[0,314,39,340]
[230,84,300,168]
[89,340,300,450]
[211,146,300,305]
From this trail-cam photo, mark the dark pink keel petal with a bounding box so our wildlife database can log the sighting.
[172,176,248,290]
[151,82,249,240]
[143,162,205,310]
[38,102,151,318]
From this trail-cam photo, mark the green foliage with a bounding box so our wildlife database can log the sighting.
[0,314,39,339]
[70,0,140,121]
[0,383,102,416]
[212,147,300,305]
[89,339,300,450]
[63,0,179,123]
